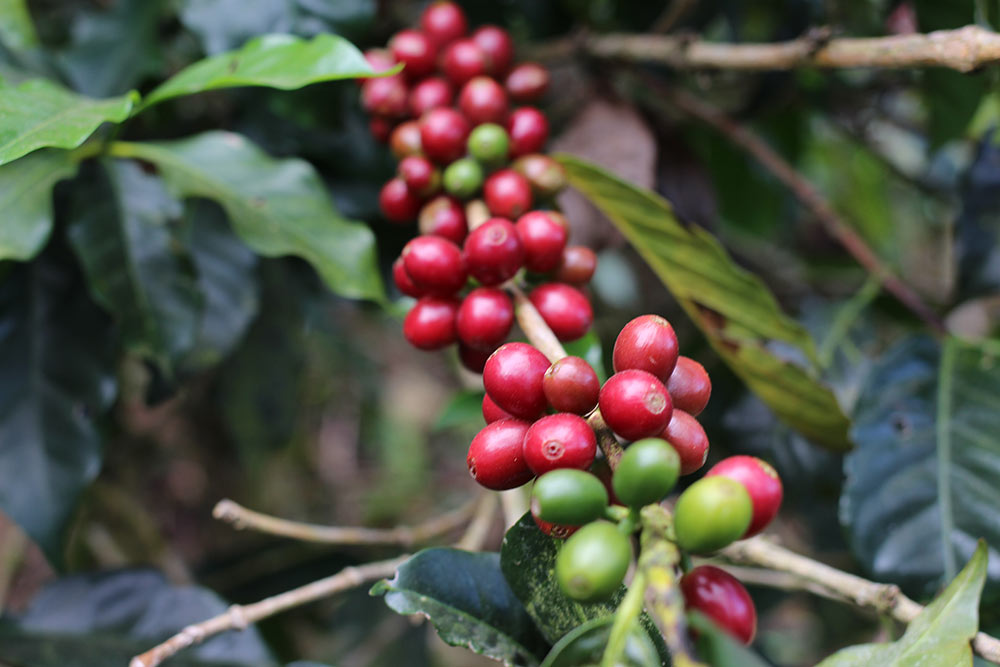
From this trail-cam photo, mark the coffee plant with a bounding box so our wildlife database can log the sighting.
[1,1,999,666]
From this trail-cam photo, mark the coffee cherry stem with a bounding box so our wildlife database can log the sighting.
[616,506,641,536]
[600,570,647,667]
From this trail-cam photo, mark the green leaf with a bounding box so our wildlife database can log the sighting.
[816,542,988,666]
[0,78,136,166]
[0,149,77,260]
[562,330,608,383]
[0,0,39,52]
[0,257,116,561]
[111,132,383,301]
[372,547,550,666]
[923,70,988,149]
[141,33,381,111]
[434,389,485,431]
[68,161,202,373]
[558,154,852,451]
[842,336,1000,601]
[539,616,660,667]
[689,613,770,667]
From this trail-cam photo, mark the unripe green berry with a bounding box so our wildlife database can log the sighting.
[467,123,510,165]
[443,157,484,199]
[556,521,631,602]
[674,476,752,554]
[612,437,680,508]
[531,469,608,526]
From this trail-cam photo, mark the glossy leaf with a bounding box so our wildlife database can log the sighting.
[539,616,660,667]
[842,336,1000,600]
[0,149,77,260]
[816,542,987,666]
[111,132,383,301]
[434,389,486,431]
[559,154,852,451]
[372,547,550,666]
[0,0,39,52]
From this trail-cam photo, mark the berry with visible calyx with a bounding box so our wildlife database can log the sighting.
[403,296,460,350]
[612,314,679,382]
[660,410,709,475]
[484,169,533,219]
[421,1,467,48]
[392,257,424,298]
[512,153,568,198]
[482,393,515,424]
[706,456,783,537]
[441,38,487,85]
[467,418,533,490]
[390,29,437,79]
[507,107,549,157]
[458,76,509,125]
[668,356,711,416]
[556,521,631,602]
[523,413,597,475]
[543,356,600,415]
[443,157,484,199]
[612,438,680,508]
[467,123,510,165]
[532,512,579,539]
[362,48,396,77]
[420,107,470,163]
[402,235,467,296]
[398,155,440,197]
[369,116,394,143]
[599,369,673,441]
[458,343,492,374]
[418,195,467,244]
[516,211,567,273]
[531,469,608,525]
[456,287,514,350]
[472,25,514,76]
[389,120,422,159]
[361,75,408,117]
[409,76,453,116]
[529,283,593,342]
[379,178,422,222]
[505,62,549,102]
[463,217,524,285]
[554,246,597,285]
[674,476,752,554]
[681,566,757,645]
[482,342,549,420]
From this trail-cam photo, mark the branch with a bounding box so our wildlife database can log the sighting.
[129,556,406,667]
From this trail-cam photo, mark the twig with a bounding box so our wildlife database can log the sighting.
[455,492,499,551]
[212,496,480,547]
[129,556,407,667]
[587,409,625,469]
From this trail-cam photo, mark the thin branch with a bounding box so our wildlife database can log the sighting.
[455,492,499,551]
[129,556,406,667]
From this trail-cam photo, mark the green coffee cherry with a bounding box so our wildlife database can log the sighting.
[674,476,752,554]
[612,437,680,508]
[467,123,510,165]
[531,469,609,526]
[556,521,631,602]
[443,157,484,198]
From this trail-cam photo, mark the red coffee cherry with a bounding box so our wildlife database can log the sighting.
[507,107,549,157]
[420,107,471,164]
[398,155,440,197]
[463,217,525,286]
[418,195,468,244]
[389,120,422,159]
[505,63,550,102]
[401,236,467,296]
[420,1,468,48]
[483,342,550,420]
[554,246,598,285]
[531,511,579,539]
[483,169,533,219]
[472,25,514,76]
[458,76,509,125]
[361,74,409,117]
[512,153,568,198]
[403,296,460,350]
[529,283,593,342]
[659,409,709,475]
[706,456,783,537]
[516,211,568,273]
[440,38,487,86]
[409,76,453,116]
[523,413,597,475]
[379,178,422,223]
[363,48,396,76]
[668,356,712,416]
[681,566,757,645]
[390,29,437,79]
[456,287,514,350]
[458,343,492,374]
[612,315,679,382]
[482,393,515,424]
[598,369,673,441]
[543,356,600,415]
[368,116,394,143]
[392,256,424,298]
[467,418,533,490]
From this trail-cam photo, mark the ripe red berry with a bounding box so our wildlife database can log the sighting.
[379,178,422,223]
[398,155,440,197]
[599,369,673,441]
[505,63,550,103]
[523,413,597,475]
[401,236,467,295]
[361,75,409,117]
[463,217,525,286]
[516,211,568,273]
[483,169,533,219]
[409,76,453,116]
[554,246,597,284]
[456,287,514,350]
[482,393,515,424]
[362,48,396,76]
[612,315,679,382]
[543,356,600,415]
[369,116,394,143]
[389,120,422,159]
[403,296,460,350]
[418,195,467,244]
[659,409,709,475]
[706,456,783,537]
[420,1,468,48]
[507,107,549,157]
[390,29,436,79]
[512,153,567,198]
[472,25,514,76]
[458,76,509,125]
[467,418,533,490]
[668,356,711,416]
[532,511,580,539]
[392,256,424,298]
[681,566,757,645]
[440,38,487,86]
[529,283,593,342]
[483,342,550,420]
[420,107,471,164]
[458,343,493,374]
